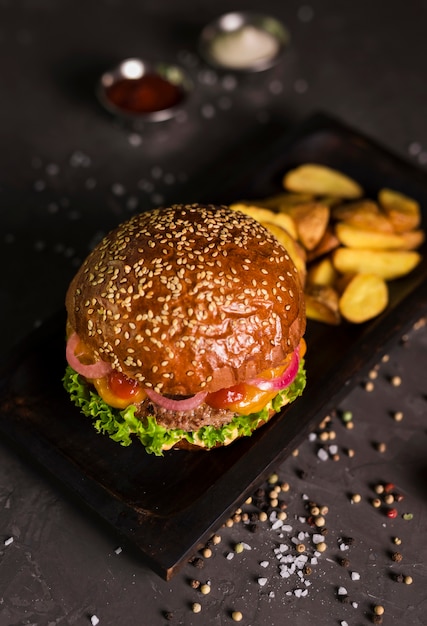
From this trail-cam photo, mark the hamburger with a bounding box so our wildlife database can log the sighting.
[63,203,306,455]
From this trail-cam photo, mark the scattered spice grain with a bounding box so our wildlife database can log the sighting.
[231,611,243,622]
[192,602,202,613]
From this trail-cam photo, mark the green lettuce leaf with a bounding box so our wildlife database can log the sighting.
[63,359,306,456]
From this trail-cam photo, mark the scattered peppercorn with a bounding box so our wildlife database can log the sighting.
[339,557,350,568]
[393,574,404,583]
[372,615,383,625]
[402,512,413,520]
[268,473,279,484]
[231,611,243,622]
[190,579,200,589]
[163,611,174,620]
[191,557,205,569]
[341,410,353,423]
[391,552,403,562]
[386,508,398,519]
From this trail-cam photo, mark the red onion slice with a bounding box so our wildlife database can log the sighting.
[145,388,208,411]
[66,332,112,379]
[247,348,300,392]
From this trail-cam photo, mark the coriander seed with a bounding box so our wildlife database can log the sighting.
[192,602,202,613]
[200,583,211,595]
[231,611,243,622]
[374,605,385,616]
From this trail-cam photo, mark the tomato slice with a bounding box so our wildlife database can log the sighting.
[93,371,146,409]
[205,384,246,410]
[206,383,277,416]
[108,371,142,400]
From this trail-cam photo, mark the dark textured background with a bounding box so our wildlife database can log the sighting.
[0,1,427,624]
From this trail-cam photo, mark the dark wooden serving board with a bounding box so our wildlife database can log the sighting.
[1,113,427,579]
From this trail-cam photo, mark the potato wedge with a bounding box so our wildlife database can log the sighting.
[333,201,395,233]
[332,199,380,221]
[306,226,340,262]
[285,202,330,250]
[335,222,415,250]
[332,247,422,280]
[306,256,338,287]
[399,229,425,250]
[378,188,421,232]
[283,163,363,199]
[229,203,298,239]
[339,273,388,323]
[261,222,307,286]
[246,192,314,210]
[304,284,341,325]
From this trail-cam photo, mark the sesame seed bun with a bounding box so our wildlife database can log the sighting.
[66,204,305,398]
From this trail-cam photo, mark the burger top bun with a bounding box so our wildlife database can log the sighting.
[66,204,305,396]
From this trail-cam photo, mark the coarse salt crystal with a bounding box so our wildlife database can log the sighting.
[90,616,100,626]
[308,433,316,441]
[282,525,293,533]
[340,543,349,551]
[258,577,268,587]
[338,586,348,596]
[260,561,269,568]
[351,571,360,581]
[329,444,338,455]
[226,552,234,560]
[340,622,349,626]
[317,448,329,461]
[271,520,283,530]
[4,537,13,546]
[241,543,252,550]
[352,601,358,608]
[114,547,122,555]
[313,534,324,544]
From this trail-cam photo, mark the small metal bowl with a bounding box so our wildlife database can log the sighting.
[199,12,290,72]
[97,58,192,122]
